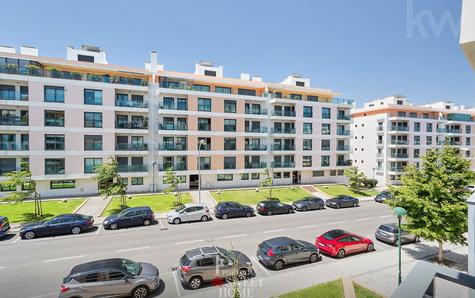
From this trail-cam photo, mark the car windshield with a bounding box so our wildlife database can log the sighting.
[216,247,236,259]
[323,230,345,240]
[121,259,141,276]
[175,205,186,212]
[180,255,191,266]
[380,225,397,233]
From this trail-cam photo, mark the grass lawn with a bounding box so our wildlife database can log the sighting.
[279,279,382,298]
[0,199,85,223]
[211,187,311,206]
[315,184,379,198]
[354,283,384,298]
[101,193,192,216]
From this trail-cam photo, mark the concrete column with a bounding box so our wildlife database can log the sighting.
[468,192,475,276]
[148,82,160,191]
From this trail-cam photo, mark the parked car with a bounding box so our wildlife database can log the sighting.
[315,229,374,258]
[103,206,154,230]
[177,246,254,290]
[256,237,320,270]
[20,214,94,240]
[0,216,10,239]
[374,191,392,203]
[214,201,254,219]
[292,197,325,211]
[256,200,294,216]
[59,258,159,298]
[375,223,419,245]
[166,203,210,224]
[325,196,359,209]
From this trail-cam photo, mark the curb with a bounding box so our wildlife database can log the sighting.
[97,197,113,217]
[73,198,90,214]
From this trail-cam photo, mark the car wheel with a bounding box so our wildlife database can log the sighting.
[71,226,81,235]
[237,268,248,280]
[173,218,181,225]
[302,206,307,212]
[353,202,358,207]
[189,276,202,290]
[222,213,229,220]
[201,215,208,222]
[414,236,420,243]
[337,249,346,258]
[267,210,273,216]
[274,260,284,270]
[309,253,319,263]
[246,211,252,217]
[109,223,118,230]
[288,208,294,214]
[131,285,149,298]
[143,219,151,226]
[23,231,35,240]
[337,204,341,209]
[319,204,324,210]
[367,243,375,252]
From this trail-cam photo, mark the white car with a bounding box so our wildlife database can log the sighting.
[166,203,210,224]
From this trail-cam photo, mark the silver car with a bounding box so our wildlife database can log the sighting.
[59,258,159,298]
[375,223,419,245]
[166,203,210,224]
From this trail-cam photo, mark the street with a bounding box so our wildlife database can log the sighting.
[0,202,436,297]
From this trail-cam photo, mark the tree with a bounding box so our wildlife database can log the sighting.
[387,146,475,263]
[344,166,367,192]
[92,157,127,207]
[260,168,273,200]
[163,167,184,205]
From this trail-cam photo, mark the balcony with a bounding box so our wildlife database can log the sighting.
[337,130,350,136]
[159,163,187,171]
[271,110,296,117]
[337,145,350,151]
[115,122,148,129]
[0,143,28,150]
[116,100,148,108]
[437,128,447,133]
[272,144,295,151]
[159,103,188,111]
[390,167,405,173]
[0,116,28,126]
[447,113,474,122]
[245,127,268,133]
[118,164,148,172]
[447,129,462,134]
[0,91,28,101]
[273,162,295,168]
[449,141,462,146]
[115,143,148,151]
[332,98,354,106]
[159,123,187,131]
[390,153,409,158]
[245,144,267,151]
[244,162,267,169]
[271,128,295,134]
[245,108,268,115]
[337,115,351,121]
[159,81,192,90]
[337,160,352,166]
[158,143,187,151]
[390,126,409,132]
[390,140,409,145]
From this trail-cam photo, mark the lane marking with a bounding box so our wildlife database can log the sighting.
[0,266,5,269]
[43,255,85,263]
[12,237,21,244]
[172,271,182,297]
[251,256,272,277]
[95,225,102,235]
[159,219,168,230]
[222,234,247,239]
[116,246,150,253]
[174,239,203,245]
[379,215,393,218]
[297,224,317,229]
[356,218,372,222]
[263,229,285,234]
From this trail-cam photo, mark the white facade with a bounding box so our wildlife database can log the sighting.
[460,0,475,70]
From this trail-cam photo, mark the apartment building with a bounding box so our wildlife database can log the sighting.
[351,96,475,187]
[0,45,353,197]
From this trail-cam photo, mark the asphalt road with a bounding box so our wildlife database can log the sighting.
[0,201,403,298]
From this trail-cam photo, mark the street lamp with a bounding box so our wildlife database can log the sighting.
[393,206,407,286]
[152,160,157,194]
[198,140,206,204]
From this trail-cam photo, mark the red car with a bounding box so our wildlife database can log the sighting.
[315,229,374,258]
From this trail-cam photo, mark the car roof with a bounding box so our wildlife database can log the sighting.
[185,246,221,259]
[218,201,240,205]
[69,258,126,275]
[184,203,206,207]
[124,206,151,211]
[381,223,397,228]
[259,200,280,204]
[263,237,296,247]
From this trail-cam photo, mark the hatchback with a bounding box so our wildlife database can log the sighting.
[20,214,94,240]
[325,196,359,209]
[374,191,392,203]
[0,216,10,238]
[214,201,254,219]
[256,200,293,215]
[59,258,159,298]
[315,229,374,258]
[375,223,418,245]
[103,206,154,230]
[256,237,320,270]
[166,203,210,224]
[292,197,325,211]
[177,246,254,290]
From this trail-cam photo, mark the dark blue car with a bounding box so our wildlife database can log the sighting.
[102,206,154,230]
[214,201,254,219]
[20,214,94,240]
[0,216,10,238]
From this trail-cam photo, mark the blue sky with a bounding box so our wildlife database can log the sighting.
[1,0,473,107]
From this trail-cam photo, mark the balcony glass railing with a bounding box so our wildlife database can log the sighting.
[447,129,462,134]
[337,145,350,151]
[390,167,405,172]
[273,162,295,168]
[272,144,295,151]
[118,164,148,172]
[159,103,188,111]
[447,113,474,122]
[245,127,267,133]
[116,100,148,108]
[336,160,352,166]
[337,115,351,120]
[159,164,187,171]
[0,143,18,150]
[390,153,409,158]
[245,144,267,151]
[390,126,409,131]
[337,130,350,136]
[0,91,28,101]
[158,143,187,151]
[390,140,409,145]
[332,98,354,106]
[0,116,28,126]
[437,128,447,133]
[245,108,268,115]
[244,162,267,169]
[271,128,296,134]
[115,122,148,129]
[271,110,296,117]
[159,123,187,131]
[115,143,148,151]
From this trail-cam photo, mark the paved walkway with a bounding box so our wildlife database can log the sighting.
[189,190,217,209]
[75,196,111,217]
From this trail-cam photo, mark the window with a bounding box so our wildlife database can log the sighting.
[199,157,211,170]
[224,157,236,169]
[426,123,433,132]
[84,89,102,105]
[238,88,256,96]
[303,123,313,134]
[108,271,125,281]
[0,183,16,192]
[467,125,472,134]
[84,158,102,173]
[426,136,433,145]
[217,174,233,181]
[84,135,103,151]
[283,172,290,178]
[193,84,210,92]
[49,181,73,191]
[303,139,312,151]
[0,158,16,175]
[322,108,331,119]
[78,54,94,62]
[241,173,249,180]
[197,257,215,266]
[321,139,330,151]
[44,110,64,127]
[224,100,236,113]
[313,170,324,177]
[303,106,313,118]
[204,70,216,77]
[290,94,302,100]
[198,137,211,150]
[414,149,420,158]
[198,118,211,131]
[45,159,65,175]
[307,95,318,102]
[45,134,65,150]
[251,173,259,180]
[84,112,102,128]
[414,122,420,132]
[177,98,187,110]
[296,81,305,87]
[131,177,144,185]
[198,98,211,111]
[44,86,64,103]
[224,138,236,150]
[321,156,330,167]
[321,123,331,135]
[224,119,236,132]
[302,156,312,167]
[274,172,282,179]
[162,97,174,109]
[215,86,231,94]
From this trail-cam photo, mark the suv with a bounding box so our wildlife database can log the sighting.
[257,237,320,270]
[103,206,154,230]
[214,201,254,219]
[177,246,254,290]
[375,223,419,245]
[256,200,293,216]
[59,258,159,298]
[166,203,210,224]
[0,216,10,239]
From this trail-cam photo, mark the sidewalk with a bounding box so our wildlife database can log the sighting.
[189,190,217,209]
[75,196,112,217]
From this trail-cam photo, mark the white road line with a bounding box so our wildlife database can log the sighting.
[251,256,272,277]
[172,271,182,297]
[0,266,5,269]
[297,224,317,229]
[379,215,393,218]
[159,219,168,230]
[43,255,85,263]
[222,234,247,239]
[95,225,102,235]
[356,218,372,222]
[174,239,203,245]
[12,237,21,244]
[329,221,345,225]
[116,246,150,253]
[263,229,285,234]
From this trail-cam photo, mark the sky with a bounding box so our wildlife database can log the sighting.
[1,0,474,107]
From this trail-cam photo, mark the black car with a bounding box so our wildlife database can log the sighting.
[0,216,10,238]
[256,237,320,270]
[214,201,254,219]
[292,197,325,211]
[375,191,392,203]
[256,200,294,215]
[103,206,154,230]
[325,196,359,209]
[20,214,94,240]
